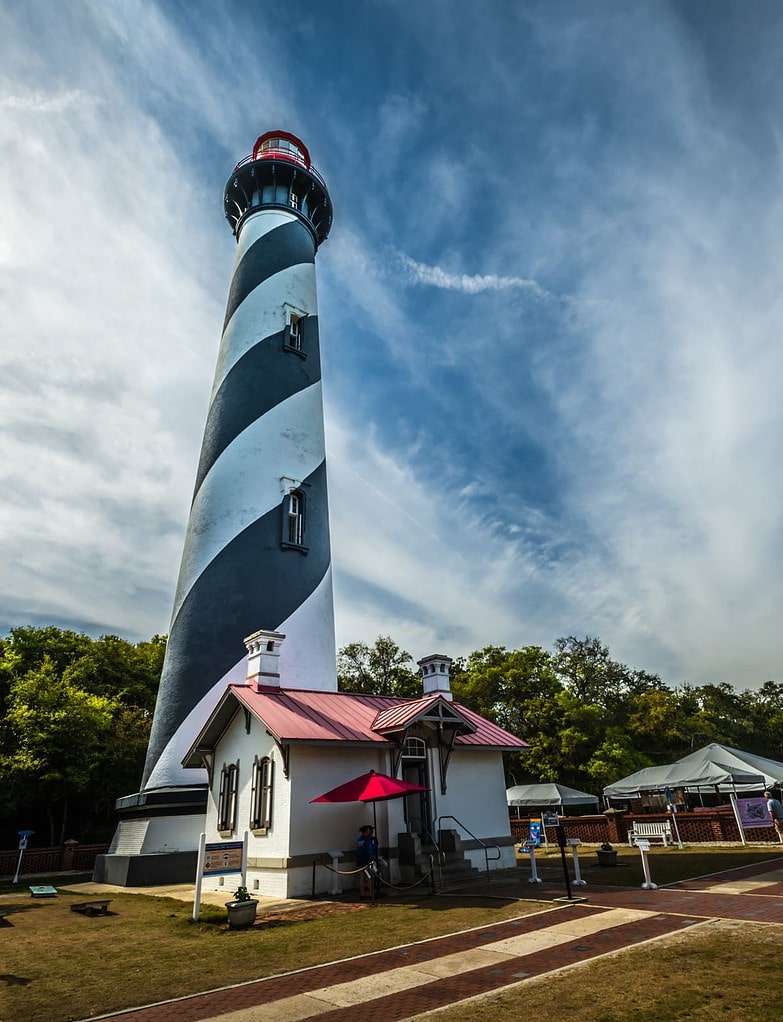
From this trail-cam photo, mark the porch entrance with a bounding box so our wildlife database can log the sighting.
[402,758,432,837]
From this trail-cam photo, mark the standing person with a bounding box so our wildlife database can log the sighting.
[356,825,378,898]
[764,791,783,843]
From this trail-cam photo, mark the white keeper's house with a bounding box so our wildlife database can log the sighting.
[183,629,529,898]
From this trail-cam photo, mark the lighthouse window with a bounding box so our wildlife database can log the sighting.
[218,761,239,835]
[283,310,307,359]
[282,488,307,551]
[250,755,274,833]
[289,315,302,351]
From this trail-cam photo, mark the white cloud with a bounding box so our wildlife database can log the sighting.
[395,252,556,300]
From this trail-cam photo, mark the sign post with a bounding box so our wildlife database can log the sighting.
[635,838,657,889]
[556,824,573,900]
[522,839,543,883]
[12,830,34,885]
[193,833,247,921]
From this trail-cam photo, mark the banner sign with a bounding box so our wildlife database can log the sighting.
[736,797,770,830]
[203,841,244,875]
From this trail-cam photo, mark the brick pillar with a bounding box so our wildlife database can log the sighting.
[60,839,78,870]
[604,810,625,844]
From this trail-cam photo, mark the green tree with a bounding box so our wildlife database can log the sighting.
[586,726,653,790]
[1,659,119,844]
[553,635,663,720]
[450,645,561,737]
[337,636,419,696]
[0,626,164,845]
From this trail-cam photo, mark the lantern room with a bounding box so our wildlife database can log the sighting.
[224,129,332,246]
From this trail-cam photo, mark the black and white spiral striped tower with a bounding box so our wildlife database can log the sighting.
[142,131,336,792]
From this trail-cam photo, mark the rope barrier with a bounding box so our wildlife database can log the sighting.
[316,858,438,892]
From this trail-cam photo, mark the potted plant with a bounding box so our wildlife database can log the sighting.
[596,842,618,867]
[225,885,259,929]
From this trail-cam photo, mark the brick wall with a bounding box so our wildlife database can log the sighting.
[510,810,779,845]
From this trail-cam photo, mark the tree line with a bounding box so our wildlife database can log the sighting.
[2,626,781,847]
[339,635,783,796]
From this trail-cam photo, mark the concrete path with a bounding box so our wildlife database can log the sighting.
[83,857,783,1022]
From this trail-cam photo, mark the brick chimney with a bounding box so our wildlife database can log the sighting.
[417,653,453,701]
[244,630,285,691]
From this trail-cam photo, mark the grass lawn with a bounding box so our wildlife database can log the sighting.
[2,845,782,1022]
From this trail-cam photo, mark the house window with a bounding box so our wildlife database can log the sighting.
[282,488,307,551]
[218,761,239,834]
[250,756,274,832]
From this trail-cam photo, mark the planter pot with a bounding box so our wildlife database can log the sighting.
[225,899,259,929]
[596,849,618,867]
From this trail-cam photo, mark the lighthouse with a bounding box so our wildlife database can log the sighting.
[97,132,336,884]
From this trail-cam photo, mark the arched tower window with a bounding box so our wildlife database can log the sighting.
[287,490,304,546]
[283,304,308,358]
[280,478,309,553]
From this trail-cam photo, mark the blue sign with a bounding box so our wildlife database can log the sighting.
[528,821,542,846]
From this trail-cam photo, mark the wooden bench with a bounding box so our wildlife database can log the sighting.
[628,821,673,847]
[71,900,111,916]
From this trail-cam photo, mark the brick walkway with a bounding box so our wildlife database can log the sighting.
[87,857,783,1022]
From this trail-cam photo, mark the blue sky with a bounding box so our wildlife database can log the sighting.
[2,0,783,687]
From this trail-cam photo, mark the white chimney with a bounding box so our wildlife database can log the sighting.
[244,630,285,691]
[417,653,453,701]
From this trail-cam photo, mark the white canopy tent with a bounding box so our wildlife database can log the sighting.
[506,782,599,808]
[604,743,783,800]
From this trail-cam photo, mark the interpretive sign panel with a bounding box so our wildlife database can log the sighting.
[203,841,243,876]
[736,797,770,830]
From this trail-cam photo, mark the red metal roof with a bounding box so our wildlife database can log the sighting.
[229,685,528,750]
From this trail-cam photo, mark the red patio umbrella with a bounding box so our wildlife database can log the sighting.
[310,769,429,834]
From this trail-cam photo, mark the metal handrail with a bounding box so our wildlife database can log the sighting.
[231,152,329,192]
[435,815,501,882]
[420,824,446,888]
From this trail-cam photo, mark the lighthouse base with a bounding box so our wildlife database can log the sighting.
[94,785,208,887]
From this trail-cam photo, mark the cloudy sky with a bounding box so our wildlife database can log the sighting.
[2,0,782,688]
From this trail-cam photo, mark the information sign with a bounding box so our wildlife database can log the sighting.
[736,797,771,830]
[203,841,244,876]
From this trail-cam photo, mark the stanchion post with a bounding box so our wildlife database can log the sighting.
[567,837,587,886]
[635,839,657,889]
[522,840,543,883]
